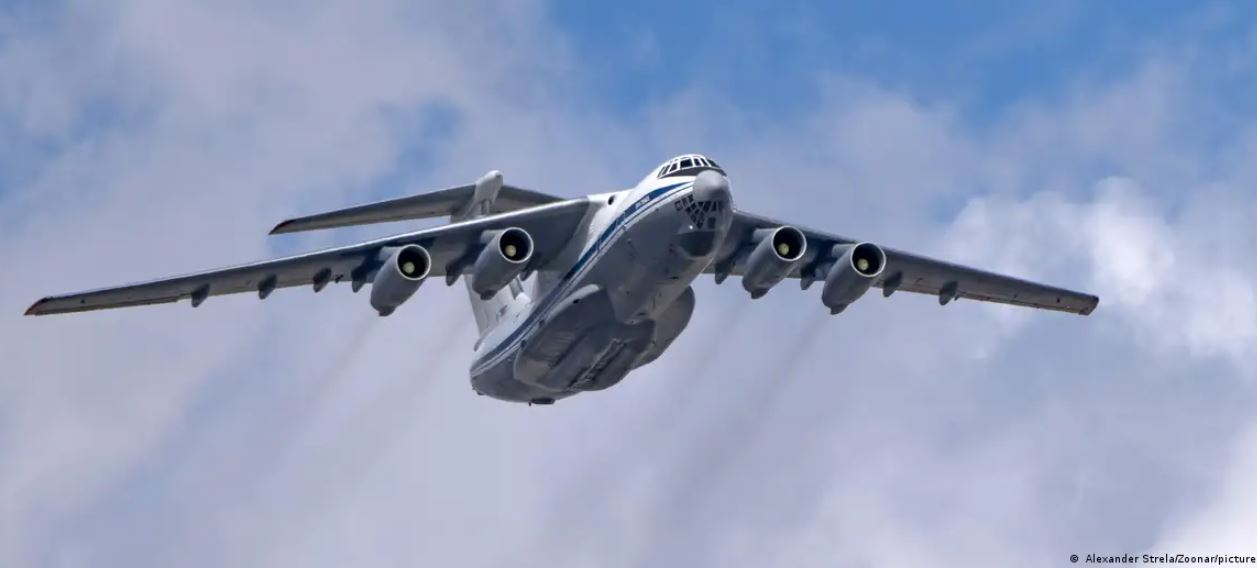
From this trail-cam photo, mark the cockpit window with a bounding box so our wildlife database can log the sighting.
[656,154,725,179]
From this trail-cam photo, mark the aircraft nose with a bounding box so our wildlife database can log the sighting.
[692,169,731,205]
[674,170,732,258]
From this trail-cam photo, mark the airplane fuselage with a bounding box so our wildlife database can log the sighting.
[469,170,733,404]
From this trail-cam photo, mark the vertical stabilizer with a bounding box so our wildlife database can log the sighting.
[456,171,532,333]
[451,170,505,221]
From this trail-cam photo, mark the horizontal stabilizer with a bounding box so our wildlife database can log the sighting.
[270,182,562,235]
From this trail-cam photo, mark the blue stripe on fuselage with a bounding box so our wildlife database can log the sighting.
[471,181,692,372]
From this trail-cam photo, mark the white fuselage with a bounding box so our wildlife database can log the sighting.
[468,169,733,403]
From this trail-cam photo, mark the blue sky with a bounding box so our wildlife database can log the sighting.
[551,2,1253,119]
[2,2,1257,567]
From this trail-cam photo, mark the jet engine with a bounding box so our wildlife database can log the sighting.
[742,226,807,298]
[821,242,886,314]
[371,244,431,316]
[470,227,534,299]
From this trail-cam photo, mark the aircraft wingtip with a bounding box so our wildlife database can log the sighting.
[268,221,292,235]
[24,299,47,316]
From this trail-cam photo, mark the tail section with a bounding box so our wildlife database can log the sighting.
[457,172,535,333]
[452,171,504,221]
[268,170,559,334]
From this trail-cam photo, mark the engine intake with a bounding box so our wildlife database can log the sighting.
[742,226,807,298]
[821,242,886,314]
[471,227,534,299]
[371,244,431,316]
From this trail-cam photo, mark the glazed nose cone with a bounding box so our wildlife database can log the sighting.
[675,170,732,258]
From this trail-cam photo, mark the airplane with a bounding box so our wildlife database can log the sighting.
[25,154,1099,405]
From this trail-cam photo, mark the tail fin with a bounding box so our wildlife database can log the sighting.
[453,172,537,334]
[269,171,562,235]
[270,170,558,334]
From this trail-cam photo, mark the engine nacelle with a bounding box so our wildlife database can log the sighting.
[821,242,886,314]
[370,244,431,316]
[470,227,534,299]
[742,226,807,298]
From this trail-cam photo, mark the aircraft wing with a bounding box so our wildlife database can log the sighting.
[25,199,592,316]
[709,209,1099,316]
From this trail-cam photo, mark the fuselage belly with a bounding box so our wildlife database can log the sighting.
[470,171,732,403]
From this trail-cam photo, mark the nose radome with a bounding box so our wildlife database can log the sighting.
[692,169,731,204]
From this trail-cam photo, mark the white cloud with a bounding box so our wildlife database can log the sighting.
[1154,422,1257,554]
[941,177,1257,366]
[0,1,566,565]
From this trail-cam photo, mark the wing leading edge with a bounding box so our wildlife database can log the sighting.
[710,209,1098,316]
[25,198,592,316]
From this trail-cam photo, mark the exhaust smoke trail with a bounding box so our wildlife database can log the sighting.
[251,307,477,564]
[273,310,473,494]
[643,295,753,425]
[532,290,754,554]
[633,309,833,567]
[258,312,383,468]
[333,310,474,454]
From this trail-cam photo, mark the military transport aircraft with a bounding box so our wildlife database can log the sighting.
[26,154,1098,404]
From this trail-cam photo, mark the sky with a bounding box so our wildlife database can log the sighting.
[2,1,1256,567]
